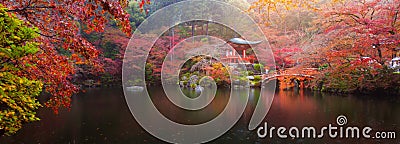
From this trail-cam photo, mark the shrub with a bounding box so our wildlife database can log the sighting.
[253,63,263,72]
[190,83,197,89]
[248,71,254,75]
[254,75,262,81]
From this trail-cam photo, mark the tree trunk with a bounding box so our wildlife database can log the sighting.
[191,22,195,37]
[206,21,209,36]
[377,46,383,65]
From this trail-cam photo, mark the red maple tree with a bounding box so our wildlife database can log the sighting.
[2,0,134,113]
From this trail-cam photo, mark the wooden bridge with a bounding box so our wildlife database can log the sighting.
[262,68,319,89]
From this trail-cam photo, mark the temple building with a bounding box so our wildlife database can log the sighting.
[220,38,262,64]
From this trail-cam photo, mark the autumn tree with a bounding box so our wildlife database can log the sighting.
[305,0,400,93]
[317,0,400,65]
[0,5,43,135]
[126,1,147,32]
[250,0,319,26]
[250,0,317,69]
[1,0,133,113]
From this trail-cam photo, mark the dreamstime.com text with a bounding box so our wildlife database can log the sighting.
[257,115,396,139]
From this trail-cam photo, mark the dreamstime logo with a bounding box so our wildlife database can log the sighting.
[257,115,396,139]
[122,0,276,143]
[336,115,347,126]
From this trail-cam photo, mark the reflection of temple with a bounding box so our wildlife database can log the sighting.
[220,38,262,64]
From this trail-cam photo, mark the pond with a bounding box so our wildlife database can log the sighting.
[1,86,399,143]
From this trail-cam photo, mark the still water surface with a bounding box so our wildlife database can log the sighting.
[1,86,399,143]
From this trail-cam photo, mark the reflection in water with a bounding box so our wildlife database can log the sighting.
[0,87,399,143]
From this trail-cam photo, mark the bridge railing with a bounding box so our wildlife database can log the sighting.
[262,68,319,80]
